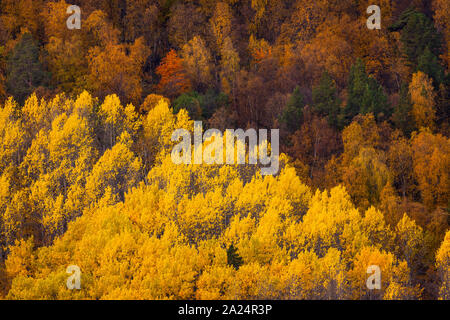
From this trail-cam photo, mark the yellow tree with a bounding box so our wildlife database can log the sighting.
[210,2,233,52]
[219,37,240,95]
[409,71,436,130]
[140,94,170,114]
[42,0,86,94]
[342,148,391,208]
[181,36,214,91]
[98,94,141,149]
[436,231,450,299]
[86,133,142,202]
[87,37,150,105]
[138,98,192,168]
[411,130,450,209]
[348,246,420,300]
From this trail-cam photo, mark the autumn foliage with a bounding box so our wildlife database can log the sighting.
[0,0,448,300]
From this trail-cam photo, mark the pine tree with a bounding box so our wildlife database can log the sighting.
[279,86,304,133]
[341,59,367,128]
[227,244,243,270]
[417,47,445,87]
[342,59,389,127]
[312,71,341,129]
[389,8,443,68]
[361,77,390,121]
[6,33,49,104]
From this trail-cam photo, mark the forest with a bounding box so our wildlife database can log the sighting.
[0,0,448,300]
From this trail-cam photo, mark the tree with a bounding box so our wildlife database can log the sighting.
[395,214,426,281]
[227,244,243,270]
[360,77,390,121]
[389,8,443,68]
[181,36,214,92]
[432,0,449,69]
[42,0,86,95]
[98,94,141,150]
[168,3,206,49]
[140,94,170,114]
[417,47,445,86]
[299,14,354,89]
[0,46,6,103]
[342,59,390,127]
[172,93,202,119]
[219,37,240,96]
[6,33,49,104]
[279,0,330,44]
[411,130,450,209]
[392,83,415,137]
[387,134,414,198]
[0,0,43,39]
[210,2,233,52]
[342,147,391,208]
[123,0,158,43]
[348,246,420,300]
[279,86,304,133]
[409,71,436,129]
[312,71,341,129]
[85,133,142,202]
[289,111,341,185]
[436,230,450,299]
[87,37,150,105]
[0,98,26,173]
[156,50,192,99]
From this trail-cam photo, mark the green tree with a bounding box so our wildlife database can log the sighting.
[417,47,445,87]
[342,59,390,127]
[389,8,443,68]
[341,59,367,127]
[360,77,390,120]
[172,93,202,120]
[312,71,341,129]
[6,33,49,104]
[227,244,243,270]
[279,86,304,133]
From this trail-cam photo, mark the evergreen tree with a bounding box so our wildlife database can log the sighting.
[279,86,304,133]
[312,71,341,129]
[341,59,367,128]
[389,8,443,68]
[361,77,390,121]
[417,47,445,87]
[342,59,390,128]
[172,92,202,119]
[227,244,243,270]
[6,33,49,104]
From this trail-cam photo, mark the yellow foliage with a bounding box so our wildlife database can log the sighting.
[0,91,446,301]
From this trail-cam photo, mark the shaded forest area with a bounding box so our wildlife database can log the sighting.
[0,0,449,299]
